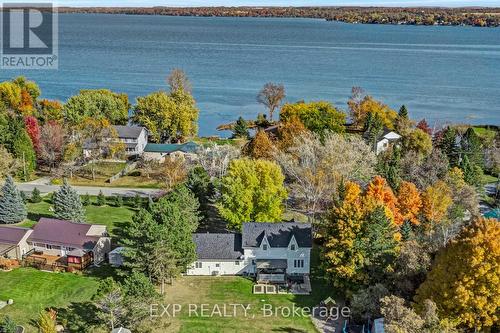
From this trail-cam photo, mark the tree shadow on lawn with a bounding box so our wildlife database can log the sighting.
[26,211,53,223]
[54,301,101,333]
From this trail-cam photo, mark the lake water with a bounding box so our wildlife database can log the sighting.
[2,14,499,135]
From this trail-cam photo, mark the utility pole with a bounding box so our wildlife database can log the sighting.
[22,152,27,182]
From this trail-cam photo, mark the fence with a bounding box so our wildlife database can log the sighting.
[107,161,138,183]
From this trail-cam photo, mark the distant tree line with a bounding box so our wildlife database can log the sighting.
[57,6,500,27]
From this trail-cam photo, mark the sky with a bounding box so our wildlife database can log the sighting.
[17,0,500,7]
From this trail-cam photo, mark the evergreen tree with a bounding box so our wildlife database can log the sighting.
[460,155,482,187]
[462,127,484,168]
[31,187,42,203]
[19,191,27,204]
[398,105,408,119]
[232,116,249,139]
[114,195,123,207]
[364,112,384,152]
[437,127,459,167]
[133,194,142,209]
[97,190,106,206]
[53,180,86,222]
[82,193,91,206]
[361,206,399,283]
[0,176,27,224]
[401,220,413,241]
[186,166,213,218]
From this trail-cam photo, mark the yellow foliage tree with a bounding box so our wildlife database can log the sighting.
[277,116,307,150]
[397,181,422,225]
[322,181,367,288]
[415,218,500,331]
[421,181,452,231]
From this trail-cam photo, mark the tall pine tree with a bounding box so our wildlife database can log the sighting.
[53,180,86,222]
[0,176,27,224]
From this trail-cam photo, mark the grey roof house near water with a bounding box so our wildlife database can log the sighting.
[192,233,244,260]
[242,222,313,248]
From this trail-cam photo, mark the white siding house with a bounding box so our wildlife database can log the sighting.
[0,226,33,260]
[186,223,312,283]
[376,131,401,154]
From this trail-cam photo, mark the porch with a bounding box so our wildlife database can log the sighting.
[256,259,287,284]
[22,249,93,272]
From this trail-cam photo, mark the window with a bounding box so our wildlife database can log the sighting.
[290,244,296,251]
[195,262,202,269]
[263,244,268,250]
[235,261,240,265]
[252,260,256,265]
[294,260,304,268]
[215,263,220,268]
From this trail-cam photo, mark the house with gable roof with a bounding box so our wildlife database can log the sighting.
[187,222,312,284]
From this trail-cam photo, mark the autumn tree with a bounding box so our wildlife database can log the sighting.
[24,116,40,156]
[416,119,433,135]
[133,79,199,143]
[167,68,192,94]
[349,91,397,130]
[256,82,285,121]
[217,158,287,230]
[400,149,449,190]
[397,181,422,225]
[39,121,65,170]
[280,101,345,138]
[322,181,366,289]
[0,146,19,179]
[364,176,403,226]
[404,128,433,157]
[243,130,274,160]
[64,89,129,125]
[276,116,307,150]
[421,181,452,234]
[158,156,188,190]
[415,218,499,331]
[196,144,241,179]
[39,99,63,123]
[276,132,375,219]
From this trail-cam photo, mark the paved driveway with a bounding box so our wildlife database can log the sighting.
[16,183,163,198]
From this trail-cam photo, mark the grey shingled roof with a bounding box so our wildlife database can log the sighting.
[193,233,244,260]
[0,226,31,245]
[242,222,312,248]
[28,218,101,250]
[113,125,145,139]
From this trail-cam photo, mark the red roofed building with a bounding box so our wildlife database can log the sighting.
[26,218,111,269]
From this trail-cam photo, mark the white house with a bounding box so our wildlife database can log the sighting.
[186,222,312,284]
[83,125,148,158]
[376,131,401,154]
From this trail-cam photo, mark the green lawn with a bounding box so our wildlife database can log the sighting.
[0,268,99,331]
[161,250,335,333]
[18,198,135,237]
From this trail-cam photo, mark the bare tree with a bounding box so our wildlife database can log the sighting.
[257,82,285,121]
[347,86,366,127]
[275,132,375,220]
[158,155,188,189]
[196,144,241,179]
[95,289,124,330]
[167,68,192,94]
[39,121,66,171]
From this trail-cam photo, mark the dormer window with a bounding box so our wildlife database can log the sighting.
[263,244,268,250]
[290,244,296,251]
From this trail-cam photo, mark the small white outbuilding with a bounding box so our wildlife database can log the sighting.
[108,247,125,267]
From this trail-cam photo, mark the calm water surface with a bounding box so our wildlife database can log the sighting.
[2,14,499,135]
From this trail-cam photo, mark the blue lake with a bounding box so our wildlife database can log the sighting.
[1,14,499,135]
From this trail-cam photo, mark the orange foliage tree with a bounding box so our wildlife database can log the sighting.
[364,176,403,225]
[397,181,422,225]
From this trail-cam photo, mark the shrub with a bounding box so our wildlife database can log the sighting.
[96,191,106,206]
[82,193,91,206]
[114,196,123,207]
[31,187,42,203]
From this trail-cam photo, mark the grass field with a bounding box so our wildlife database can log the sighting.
[17,197,135,237]
[0,268,100,331]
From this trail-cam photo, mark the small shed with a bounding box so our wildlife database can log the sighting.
[108,247,125,267]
